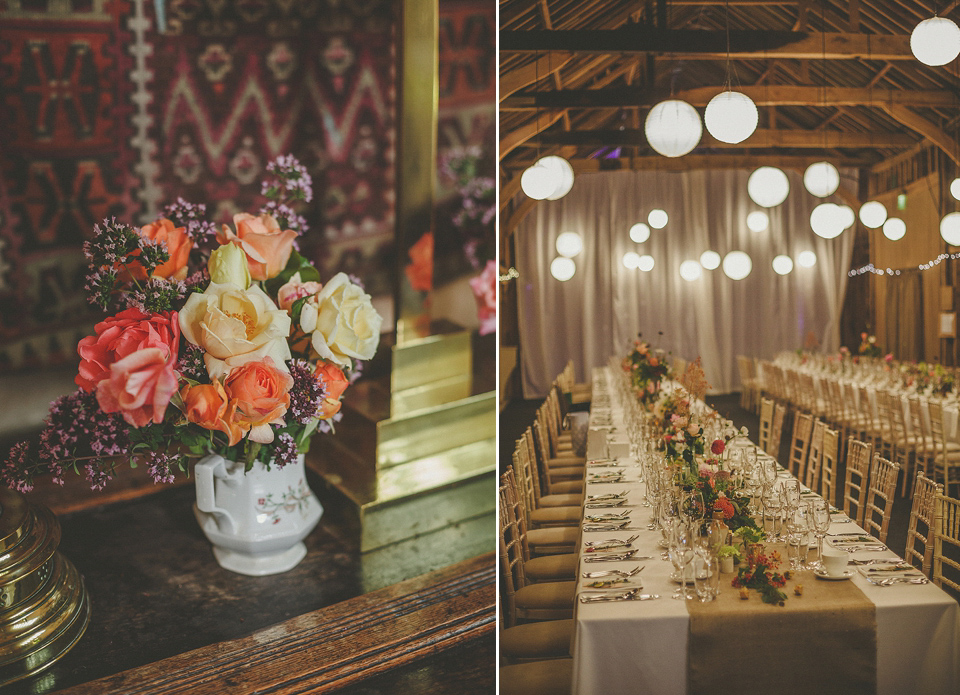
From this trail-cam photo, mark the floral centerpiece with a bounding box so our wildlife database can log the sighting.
[900,361,955,396]
[4,154,382,492]
[622,336,671,406]
[731,546,788,605]
[858,333,883,358]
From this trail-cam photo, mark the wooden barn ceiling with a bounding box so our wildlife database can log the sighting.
[499,0,960,234]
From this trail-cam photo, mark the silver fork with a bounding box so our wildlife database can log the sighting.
[584,534,639,548]
[870,576,929,586]
[582,565,644,579]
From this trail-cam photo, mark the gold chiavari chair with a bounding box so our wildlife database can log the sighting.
[758,397,774,455]
[842,381,871,443]
[907,396,935,495]
[933,492,960,593]
[737,356,759,413]
[859,385,890,460]
[820,425,840,507]
[787,411,814,481]
[863,454,901,544]
[842,438,873,527]
[905,473,944,577]
[526,428,583,497]
[500,658,574,695]
[518,430,582,509]
[927,400,960,497]
[512,446,580,529]
[498,469,577,627]
[768,402,787,459]
[822,379,847,446]
[532,421,584,485]
[805,419,825,493]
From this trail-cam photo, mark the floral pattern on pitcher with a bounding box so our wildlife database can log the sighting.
[256,479,313,524]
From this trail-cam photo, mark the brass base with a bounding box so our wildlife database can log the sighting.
[0,490,90,686]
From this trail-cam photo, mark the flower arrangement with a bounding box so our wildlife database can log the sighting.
[439,146,494,270]
[858,333,882,358]
[622,336,671,406]
[4,155,382,492]
[900,361,955,395]
[731,546,787,605]
[683,447,761,533]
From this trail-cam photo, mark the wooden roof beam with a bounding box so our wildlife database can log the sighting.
[500,85,960,110]
[499,110,566,160]
[500,29,911,60]
[504,153,877,173]
[500,53,573,101]
[879,103,960,167]
[524,128,917,149]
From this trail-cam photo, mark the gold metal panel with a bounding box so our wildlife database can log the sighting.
[376,392,496,469]
[390,373,472,416]
[391,329,471,393]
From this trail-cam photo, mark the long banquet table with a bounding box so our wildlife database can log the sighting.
[572,367,960,695]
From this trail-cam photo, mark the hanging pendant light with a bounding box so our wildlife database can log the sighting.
[704,90,758,144]
[882,218,906,241]
[648,209,669,229]
[550,257,576,281]
[941,212,960,245]
[911,16,960,66]
[747,167,790,207]
[629,223,651,243]
[638,255,655,272]
[746,211,769,232]
[645,100,702,158]
[555,232,583,258]
[538,155,575,200]
[722,251,752,280]
[803,161,840,198]
[810,203,845,239]
[622,251,641,269]
[520,163,555,200]
[772,255,794,275]
[859,201,887,229]
[679,260,702,281]
[798,250,817,268]
[699,250,721,270]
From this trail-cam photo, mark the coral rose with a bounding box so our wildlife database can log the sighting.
[178,282,292,381]
[96,347,178,427]
[181,380,248,446]
[130,218,193,281]
[277,271,323,312]
[76,309,180,392]
[299,273,382,367]
[224,357,293,443]
[315,361,349,419]
[217,213,297,281]
[404,231,433,292]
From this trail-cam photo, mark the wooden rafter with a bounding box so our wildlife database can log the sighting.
[523,128,917,149]
[505,153,876,173]
[879,104,960,166]
[499,110,566,160]
[500,29,912,60]
[500,53,573,100]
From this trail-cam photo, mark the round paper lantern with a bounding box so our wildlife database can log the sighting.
[699,250,721,270]
[622,251,641,269]
[520,164,555,200]
[722,251,752,280]
[550,257,576,281]
[638,255,655,272]
[882,218,906,241]
[810,203,845,239]
[747,167,790,208]
[679,260,702,281]
[555,232,583,258]
[645,99,702,158]
[837,205,855,230]
[648,209,669,229]
[539,155,575,200]
[629,222,651,243]
[859,201,887,229]
[803,161,840,198]
[772,255,794,275]
[951,178,960,201]
[911,16,960,66]
[746,210,769,232]
[941,212,960,245]
[797,250,817,268]
[704,90,759,144]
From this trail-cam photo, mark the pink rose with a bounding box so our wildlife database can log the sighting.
[76,309,180,392]
[217,213,297,281]
[277,272,323,312]
[96,347,179,427]
[469,260,496,336]
[687,423,700,436]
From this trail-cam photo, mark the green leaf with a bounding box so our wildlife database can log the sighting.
[290,295,308,325]
[264,250,321,296]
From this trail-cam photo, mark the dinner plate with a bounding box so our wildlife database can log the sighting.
[814,569,853,581]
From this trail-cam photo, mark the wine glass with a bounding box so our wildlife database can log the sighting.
[680,489,706,524]
[764,493,784,542]
[807,498,831,570]
[668,524,697,600]
[694,548,720,602]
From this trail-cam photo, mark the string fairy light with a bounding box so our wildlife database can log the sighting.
[848,253,960,277]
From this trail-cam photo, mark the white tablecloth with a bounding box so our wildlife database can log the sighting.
[573,367,960,695]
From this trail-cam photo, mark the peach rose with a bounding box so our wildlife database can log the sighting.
[217,213,297,281]
[96,347,178,427]
[404,231,433,292]
[181,380,248,446]
[277,272,323,312]
[224,357,293,443]
[178,282,291,381]
[131,218,193,281]
[77,309,180,391]
[315,361,349,419]
[649,357,659,367]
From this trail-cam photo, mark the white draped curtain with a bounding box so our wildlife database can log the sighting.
[517,168,855,396]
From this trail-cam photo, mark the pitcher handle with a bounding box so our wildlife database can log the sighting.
[195,454,239,534]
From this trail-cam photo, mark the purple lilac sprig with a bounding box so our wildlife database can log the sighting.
[127,276,187,313]
[142,451,180,484]
[83,218,170,310]
[163,198,218,242]
[260,200,309,236]
[287,359,326,424]
[262,154,313,204]
[271,433,298,469]
[178,343,208,382]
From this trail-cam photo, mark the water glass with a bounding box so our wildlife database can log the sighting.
[693,550,720,602]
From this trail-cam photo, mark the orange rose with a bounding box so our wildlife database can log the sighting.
[130,218,193,281]
[217,213,297,281]
[404,231,433,292]
[181,380,248,446]
[315,361,349,418]
[224,357,293,443]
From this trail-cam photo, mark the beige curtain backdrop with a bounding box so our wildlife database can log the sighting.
[883,270,924,362]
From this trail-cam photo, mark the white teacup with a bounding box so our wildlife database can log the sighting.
[821,547,848,577]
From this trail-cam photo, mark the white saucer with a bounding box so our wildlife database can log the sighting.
[814,568,853,581]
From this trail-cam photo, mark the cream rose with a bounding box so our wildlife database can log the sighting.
[299,273,381,367]
[179,282,292,380]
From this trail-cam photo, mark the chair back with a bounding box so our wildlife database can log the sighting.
[842,437,873,527]
[933,492,960,593]
[512,444,539,516]
[531,421,564,496]
[768,402,786,458]
[758,398,774,454]
[788,412,814,480]
[905,473,943,577]
[498,469,527,627]
[805,419,825,492]
[864,454,901,544]
[820,425,840,506]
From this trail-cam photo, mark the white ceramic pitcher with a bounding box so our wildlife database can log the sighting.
[194,453,322,576]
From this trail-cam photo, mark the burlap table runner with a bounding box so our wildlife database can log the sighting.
[688,545,877,695]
